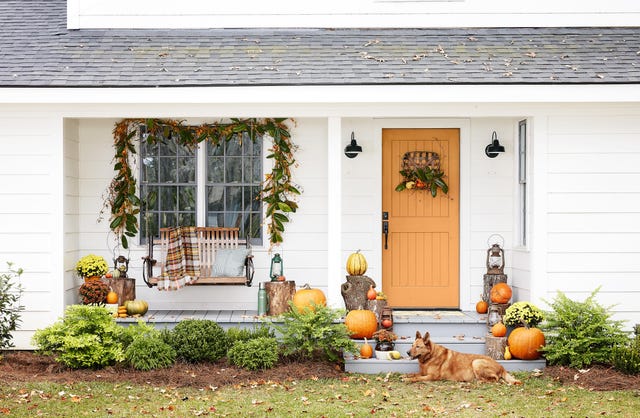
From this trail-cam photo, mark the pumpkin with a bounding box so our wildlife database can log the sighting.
[125,299,149,316]
[367,285,377,301]
[292,284,327,312]
[475,300,488,314]
[491,322,507,337]
[381,318,393,328]
[345,309,378,339]
[106,291,118,305]
[490,283,512,304]
[360,338,373,359]
[346,250,368,276]
[507,327,545,360]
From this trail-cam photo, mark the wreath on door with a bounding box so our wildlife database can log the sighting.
[395,151,449,197]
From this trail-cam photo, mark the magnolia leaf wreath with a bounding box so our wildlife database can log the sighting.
[103,118,299,249]
[395,166,449,198]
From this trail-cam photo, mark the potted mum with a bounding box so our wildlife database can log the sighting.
[372,329,397,352]
[503,301,544,328]
[75,254,109,281]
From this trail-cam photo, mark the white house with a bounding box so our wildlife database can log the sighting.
[2,0,640,349]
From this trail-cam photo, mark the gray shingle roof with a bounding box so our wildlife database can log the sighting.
[1,0,639,87]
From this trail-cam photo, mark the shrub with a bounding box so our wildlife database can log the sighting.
[166,319,228,363]
[120,320,161,349]
[226,325,275,346]
[125,336,176,371]
[271,303,358,362]
[32,305,124,369]
[611,326,640,375]
[0,262,24,349]
[227,337,279,370]
[540,288,628,368]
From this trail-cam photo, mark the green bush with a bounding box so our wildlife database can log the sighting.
[125,336,176,371]
[611,327,640,375]
[120,320,161,349]
[227,337,279,370]
[271,303,358,362]
[0,262,24,349]
[32,305,124,369]
[226,325,275,346]
[166,319,228,363]
[540,288,628,368]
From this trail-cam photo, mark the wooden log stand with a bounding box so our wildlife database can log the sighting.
[265,281,296,316]
[482,273,508,302]
[341,275,376,311]
[485,335,508,360]
[105,278,136,305]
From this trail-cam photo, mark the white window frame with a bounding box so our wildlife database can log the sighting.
[517,119,528,248]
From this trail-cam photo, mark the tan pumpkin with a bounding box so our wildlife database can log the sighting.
[125,299,149,316]
[344,309,378,339]
[491,322,507,337]
[507,327,545,360]
[490,283,513,304]
[292,284,327,312]
[346,250,368,276]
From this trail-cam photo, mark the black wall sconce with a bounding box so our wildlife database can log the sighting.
[344,132,363,158]
[485,131,505,158]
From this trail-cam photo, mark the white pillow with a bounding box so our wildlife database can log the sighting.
[211,248,250,277]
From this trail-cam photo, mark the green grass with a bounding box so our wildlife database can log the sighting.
[1,373,640,417]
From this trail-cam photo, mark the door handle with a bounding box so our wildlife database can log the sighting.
[382,221,389,250]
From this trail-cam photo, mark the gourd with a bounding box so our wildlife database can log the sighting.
[106,291,118,305]
[346,250,368,275]
[360,338,373,359]
[490,283,512,304]
[125,299,149,316]
[345,309,378,339]
[491,322,507,337]
[504,346,512,360]
[475,300,488,314]
[367,285,377,301]
[292,284,327,312]
[507,327,545,360]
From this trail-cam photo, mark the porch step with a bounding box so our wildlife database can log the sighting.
[344,356,546,374]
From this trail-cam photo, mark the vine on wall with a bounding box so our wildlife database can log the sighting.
[104,118,298,249]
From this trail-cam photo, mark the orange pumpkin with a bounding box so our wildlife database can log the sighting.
[367,285,377,301]
[359,338,373,359]
[491,322,507,337]
[507,327,545,360]
[475,300,488,314]
[345,309,378,339]
[292,284,327,312]
[106,291,118,305]
[490,283,512,304]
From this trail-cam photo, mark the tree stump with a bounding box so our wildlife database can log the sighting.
[485,335,508,360]
[265,281,296,316]
[483,274,508,302]
[105,278,136,305]
[367,299,388,324]
[341,275,376,311]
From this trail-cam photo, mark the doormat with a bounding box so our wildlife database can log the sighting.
[393,311,465,317]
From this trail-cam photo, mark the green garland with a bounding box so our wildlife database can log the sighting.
[106,118,298,249]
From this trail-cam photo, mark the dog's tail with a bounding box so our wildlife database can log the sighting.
[502,370,521,385]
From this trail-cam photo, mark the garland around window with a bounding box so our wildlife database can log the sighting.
[105,118,298,249]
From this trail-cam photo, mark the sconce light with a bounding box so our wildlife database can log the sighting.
[344,132,363,158]
[485,131,505,158]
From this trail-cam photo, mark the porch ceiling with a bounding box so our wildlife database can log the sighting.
[1,1,639,88]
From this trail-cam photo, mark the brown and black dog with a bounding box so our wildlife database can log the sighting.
[405,331,520,384]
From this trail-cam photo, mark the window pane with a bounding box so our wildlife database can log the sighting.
[160,186,178,211]
[225,212,241,229]
[208,142,224,157]
[159,157,176,183]
[179,186,196,211]
[160,212,176,228]
[226,138,242,156]
[226,157,242,183]
[207,212,224,227]
[225,186,242,211]
[252,139,262,156]
[250,186,261,211]
[207,186,224,211]
[178,157,196,183]
[207,157,224,183]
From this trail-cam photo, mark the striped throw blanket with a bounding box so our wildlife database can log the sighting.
[157,226,200,291]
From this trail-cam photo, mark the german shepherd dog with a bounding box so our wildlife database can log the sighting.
[405,331,520,384]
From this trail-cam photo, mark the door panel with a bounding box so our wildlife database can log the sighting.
[382,128,460,308]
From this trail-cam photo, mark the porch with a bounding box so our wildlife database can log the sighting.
[116,309,546,373]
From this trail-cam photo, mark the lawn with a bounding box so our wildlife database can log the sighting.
[2,372,640,417]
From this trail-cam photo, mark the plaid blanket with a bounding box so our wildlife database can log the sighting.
[157,226,200,291]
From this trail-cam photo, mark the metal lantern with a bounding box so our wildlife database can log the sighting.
[269,253,283,281]
[486,243,505,275]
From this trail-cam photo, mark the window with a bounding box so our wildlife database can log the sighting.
[139,131,263,245]
[517,120,527,247]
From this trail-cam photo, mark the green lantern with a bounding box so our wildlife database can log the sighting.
[270,253,283,281]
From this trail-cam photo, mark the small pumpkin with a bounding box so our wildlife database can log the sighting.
[490,283,512,304]
[504,346,512,360]
[381,318,393,329]
[292,284,327,313]
[360,338,373,359]
[345,309,378,339]
[125,299,149,316]
[106,291,118,305]
[346,250,368,276]
[476,300,488,314]
[491,321,507,337]
[367,285,377,301]
[507,327,545,360]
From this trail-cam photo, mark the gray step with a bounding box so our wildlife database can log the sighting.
[389,310,488,339]
[355,337,487,355]
[345,356,546,374]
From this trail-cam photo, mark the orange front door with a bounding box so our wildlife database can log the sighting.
[382,128,460,308]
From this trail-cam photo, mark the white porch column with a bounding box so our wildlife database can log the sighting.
[326,117,343,307]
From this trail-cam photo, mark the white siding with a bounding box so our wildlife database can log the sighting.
[69,0,640,28]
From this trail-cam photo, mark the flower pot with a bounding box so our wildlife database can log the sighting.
[84,276,102,282]
[375,341,394,352]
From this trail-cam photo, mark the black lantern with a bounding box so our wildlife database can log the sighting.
[344,132,363,158]
[485,131,506,158]
[270,253,283,281]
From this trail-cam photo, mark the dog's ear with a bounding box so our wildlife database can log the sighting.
[415,330,422,340]
[423,331,430,342]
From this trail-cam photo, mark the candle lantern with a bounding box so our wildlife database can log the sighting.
[486,243,505,275]
[269,253,283,281]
